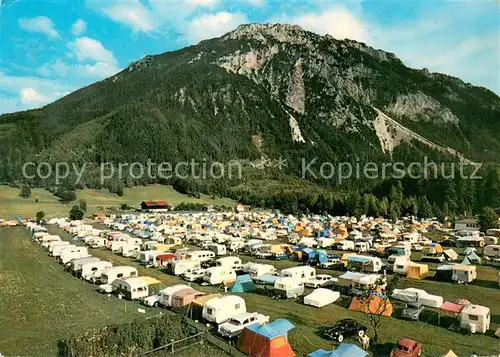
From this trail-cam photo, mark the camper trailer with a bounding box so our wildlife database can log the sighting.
[172,259,201,276]
[280,266,316,283]
[216,256,242,270]
[354,241,370,253]
[99,266,138,285]
[202,295,247,324]
[392,256,410,275]
[460,304,490,333]
[207,243,227,256]
[70,257,101,275]
[48,241,70,255]
[452,265,477,284]
[336,240,355,251]
[246,263,277,278]
[317,237,336,249]
[60,246,90,265]
[185,250,216,264]
[81,260,113,281]
[457,236,484,248]
[139,250,164,265]
[112,277,149,300]
[273,277,305,299]
[40,235,61,248]
[486,229,500,237]
[120,244,141,257]
[483,245,500,258]
[244,240,263,253]
[227,239,245,252]
[203,267,237,285]
[402,232,420,244]
[346,256,383,273]
[483,236,499,245]
[160,284,191,308]
[89,237,108,248]
[52,243,76,257]
[110,240,127,253]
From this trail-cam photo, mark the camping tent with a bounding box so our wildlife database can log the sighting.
[230,274,255,293]
[467,251,482,264]
[348,292,393,316]
[406,262,429,279]
[441,350,458,357]
[237,319,295,357]
[304,288,340,308]
[308,344,368,357]
[443,249,459,261]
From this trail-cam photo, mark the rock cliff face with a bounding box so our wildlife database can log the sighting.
[1,23,499,184]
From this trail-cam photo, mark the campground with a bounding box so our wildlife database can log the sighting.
[34,224,500,356]
[0,185,235,219]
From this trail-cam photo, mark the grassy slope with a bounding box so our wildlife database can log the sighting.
[0,227,159,357]
[47,225,500,357]
[0,185,235,219]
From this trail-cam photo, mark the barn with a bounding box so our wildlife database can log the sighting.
[140,200,172,211]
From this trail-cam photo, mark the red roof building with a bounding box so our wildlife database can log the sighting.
[140,200,171,211]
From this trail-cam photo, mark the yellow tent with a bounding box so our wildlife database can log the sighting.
[349,294,393,317]
[406,262,429,279]
[140,276,161,285]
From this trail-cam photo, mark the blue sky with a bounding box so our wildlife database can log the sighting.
[0,0,499,114]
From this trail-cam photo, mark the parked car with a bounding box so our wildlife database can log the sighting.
[143,292,162,307]
[305,274,337,288]
[256,251,272,259]
[319,256,341,269]
[324,318,368,343]
[411,244,423,251]
[183,269,206,282]
[217,312,270,338]
[440,240,456,247]
[390,339,422,357]
[401,303,425,321]
[271,252,289,261]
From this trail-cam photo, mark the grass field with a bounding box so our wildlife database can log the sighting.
[0,185,235,219]
[0,227,163,356]
[44,225,500,357]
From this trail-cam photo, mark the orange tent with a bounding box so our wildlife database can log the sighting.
[349,293,393,317]
[237,319,295,357]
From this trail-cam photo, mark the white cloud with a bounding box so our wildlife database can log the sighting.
[272,7,366,42]
[20,88,46,104]
[188,12,247,43]
[72,19,87,36]
[18,16,60,39]
[69,37,117,65]
[99,0,156,32]
[0,72,72,113]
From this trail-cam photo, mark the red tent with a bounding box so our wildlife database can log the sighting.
[237,319,295,357]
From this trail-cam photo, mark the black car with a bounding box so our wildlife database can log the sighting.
[324,319,368,343]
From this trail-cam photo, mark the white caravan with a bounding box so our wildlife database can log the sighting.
[159,284,191,307]
[215,257,242,270]
[185,250,216,264]
[203,267,236,285]
[207,244,227,256]
[483,245,500,257]
[112,277,149,300]
[120,244,141,258]
[139,250,164,265]
[60,246,90,265]
[52,244,76,257]
[99,266,138,285]
[48,241,70,255]
[246,263,277,278]
[71,257,101,275]
[81,261,113,282]
[280,266,316,283]
[336,240,355,251]
[40,235,61,248]
[402,232,420,244]
[393,256,410,275]
[89,237,108,248]
[202,295,246,324]
[172,259,201,276]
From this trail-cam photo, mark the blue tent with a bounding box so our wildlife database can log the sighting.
[308,344,368,357]
[230,274,255,292]
[247,318,295,338]
[253,274,280,285]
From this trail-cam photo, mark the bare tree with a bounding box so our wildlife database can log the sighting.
[357,276,399,342]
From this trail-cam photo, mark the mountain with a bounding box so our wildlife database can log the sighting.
[1,24,499,199]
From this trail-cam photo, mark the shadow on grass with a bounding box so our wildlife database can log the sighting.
[473,279,499,289]
[370,342,395,357]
